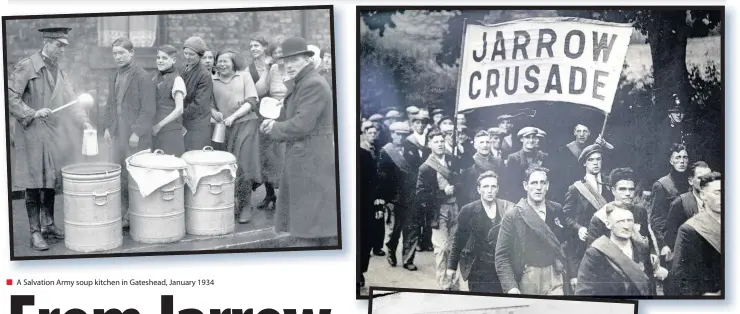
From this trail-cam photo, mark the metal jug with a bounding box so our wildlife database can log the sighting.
[82,129,98,156]
[212,122,226,143]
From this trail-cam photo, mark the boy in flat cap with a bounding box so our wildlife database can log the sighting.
[8,27,93,250]
[562,144,613,283]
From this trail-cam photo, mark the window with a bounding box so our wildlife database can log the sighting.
[97,15,160,47]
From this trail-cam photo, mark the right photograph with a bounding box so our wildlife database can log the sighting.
[357,6,724,299]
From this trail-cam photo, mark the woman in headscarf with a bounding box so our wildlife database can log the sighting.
[211,49,262,224]
[180,36,214,152]
[201,48,216,75]
[151,44,186,157]
[253,35,289,211]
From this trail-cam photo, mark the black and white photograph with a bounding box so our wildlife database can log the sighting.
[369,287,637,314]
[357,7,723,299]
[3,5,340,260]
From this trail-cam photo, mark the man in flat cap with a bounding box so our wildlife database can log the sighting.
[562,144,613,284]
[497,114,517,158]
[404,109,433,254]
[360,120,384,256]
[460,130,504,206]
[405,106,420,128]
[503,127,548,202]
[377,122,416,268]
[8,27,93,250]
[487,127,507,163]
[181,36,214,151]
[261,36,337,246]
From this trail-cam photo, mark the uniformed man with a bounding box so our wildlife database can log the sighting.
[8,27,93,250]
[495,166,570,295]
[562,144,613,281]
[671,171,722,296]
[377,122,414,267]
[503,127,548,202]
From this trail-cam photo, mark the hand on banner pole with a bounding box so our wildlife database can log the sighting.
[595,135,614,150]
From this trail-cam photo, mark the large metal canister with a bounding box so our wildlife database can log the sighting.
[180,146,237,236]
[127,149,188,244]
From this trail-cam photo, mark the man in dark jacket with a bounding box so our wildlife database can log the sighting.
[460,130,503,206]
[562,144,613,281]
[503,127,548,202]
[552,124,614,204]
[495,166,570,295]
[671,172,722,296]
[359,143,383,288]
[377,122,414,266]
[8,27,93,250]
[416,130,460,289]
[576,204,656,296]
[404,110,433,253]
[101,37,156,228]
[663,161,711,264]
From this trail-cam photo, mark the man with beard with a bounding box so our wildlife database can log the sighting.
[575,204,656,296]
[553,124,613,204]
[495,167,569,295]
[377,122,415,267]
[650,144,691,272]
[360,120,384,256]
[562,144,613,284]
[503,127,548,202]
[460,130,503,205]
[416,130,460,289]
[663,161,711,262]
[447,171,514,293]
[671,172,722,296]
[404,109,432,256]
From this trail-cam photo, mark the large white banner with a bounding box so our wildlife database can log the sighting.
[458,17,633,113]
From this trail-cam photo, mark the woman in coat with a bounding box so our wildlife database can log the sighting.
[211,49,262,224]
[261,37,337,246]
[151,45,186,157]
[180,36,214,151]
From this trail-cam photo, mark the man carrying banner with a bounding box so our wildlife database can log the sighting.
[503,127,548,202]
[553,124,614,203]
[377,122,415,267]
[495,166,570,295]
[670,172,722,296]
[575,203,655,296]
[562,144,612,280]
[416,130,461,289]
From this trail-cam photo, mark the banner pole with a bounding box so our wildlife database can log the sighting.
[599,112,609,137]
[452,17,468,157]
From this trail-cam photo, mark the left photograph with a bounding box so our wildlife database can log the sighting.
[2,5,340,260]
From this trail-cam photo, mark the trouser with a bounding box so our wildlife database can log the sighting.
[420,208,433,249]
[401,207,422,265]
[360,218,373,273]
[519,265,565,295]
[467,260,503,293]
[25,188,56,233]
[385,203,404,255]
[431,227,459,290]
[371,209,386,252]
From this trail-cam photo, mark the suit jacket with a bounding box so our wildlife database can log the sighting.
[100,65,156,149]
[649,173,690,249]
[664,192,700,251]
[576,237,656,296]
[377,143,414,207]
[461,153,504,206]
[562,179,612,272]
[495,199,568,293]
[448,199,514,280]
[503,149,548,202]
[416,154,459,229]
[670,221,722,296]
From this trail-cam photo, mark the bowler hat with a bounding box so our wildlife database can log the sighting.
[277,37,315,59]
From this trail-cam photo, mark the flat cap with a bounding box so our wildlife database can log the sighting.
[406,106,420,115]
[39,27,71,45]
[517,126,546,138]
[361,120,375,131]
[578,144,604,164]
[411,109,430,121]
[432,108,445,115]
[487,127,507,136]
[497,114,514,121]
[385,110,402,119]
[389,122,411,134]
[368,114,384,122]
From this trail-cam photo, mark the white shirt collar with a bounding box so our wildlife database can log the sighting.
[482,201,497,219]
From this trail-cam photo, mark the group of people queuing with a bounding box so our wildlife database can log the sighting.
[358,104,722,297]
[9,26,338,251]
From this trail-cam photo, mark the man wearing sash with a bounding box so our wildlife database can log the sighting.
[377,122,415,268]
[649,143,690,291]
[460,130,503,206]
[575,204,655,296]
[664,161,711,262]
[416,130,460,289]
[671,172,722,296]
[8,27,93,251]
[562,144,612,283]
[503,127,548,203]
[553,124,614,204]
[405,110,433,253]
[495,166,570,295]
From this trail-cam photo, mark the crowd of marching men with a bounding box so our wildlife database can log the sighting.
[358,105,721,297]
